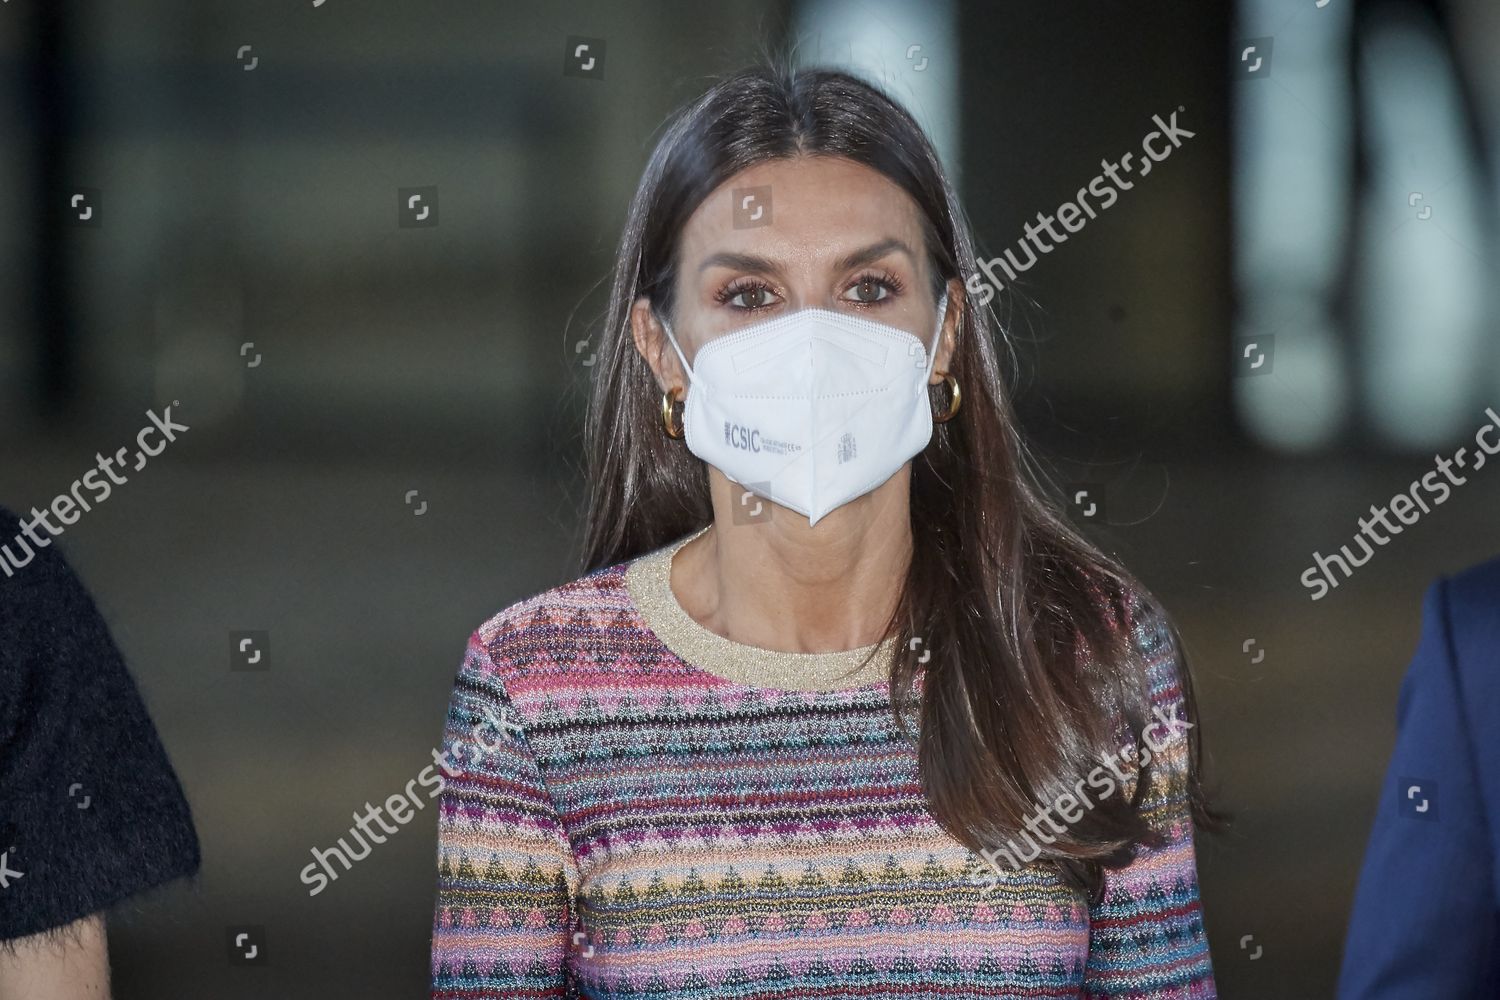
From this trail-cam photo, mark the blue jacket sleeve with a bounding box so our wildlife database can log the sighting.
[1337,575,1500,998]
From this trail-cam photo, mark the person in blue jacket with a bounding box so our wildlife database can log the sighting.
[1339,557,1500,997]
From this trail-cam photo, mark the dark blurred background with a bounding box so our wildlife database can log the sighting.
[2,1,1497,997]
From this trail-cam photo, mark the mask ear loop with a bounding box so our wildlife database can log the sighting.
[657,311,696,386]
[923,290,950,380]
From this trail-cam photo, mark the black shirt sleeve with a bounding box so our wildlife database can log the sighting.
[0,505,200,940]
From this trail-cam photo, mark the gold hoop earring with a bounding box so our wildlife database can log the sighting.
[932,370,961,423]
[661,386,685,439]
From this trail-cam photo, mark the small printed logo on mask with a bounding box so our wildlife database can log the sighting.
[837,432,857,464]
[724,422,762,452]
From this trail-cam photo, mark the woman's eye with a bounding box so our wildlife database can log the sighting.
[844,276,891,304]
[728,284,777,310]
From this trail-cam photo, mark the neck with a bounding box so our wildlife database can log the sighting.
[671,469,913,653]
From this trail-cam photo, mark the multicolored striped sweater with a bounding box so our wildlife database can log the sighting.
[430,527,1215,998]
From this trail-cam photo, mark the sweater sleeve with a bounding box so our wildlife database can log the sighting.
[430,629,579,999]
[1083,599,1216,999]
[0,514,200,941]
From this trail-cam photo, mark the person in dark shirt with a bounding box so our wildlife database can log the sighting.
[0,503,200,997]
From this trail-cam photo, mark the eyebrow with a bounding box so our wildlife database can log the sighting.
[831,237,917,274]
[696,237,917,276]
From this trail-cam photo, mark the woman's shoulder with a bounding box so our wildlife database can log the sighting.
[1114,585,1198,785]
[1079,576,1194,745]
[1082,572,1181,685]
[1120,586,1183,693]
[459,551,663,694]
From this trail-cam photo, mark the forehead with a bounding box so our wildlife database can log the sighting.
[678,155,927,268]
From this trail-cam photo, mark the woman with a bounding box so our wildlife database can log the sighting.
[431,63,1216,999]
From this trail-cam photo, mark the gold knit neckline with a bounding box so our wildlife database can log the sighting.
[623,525,896,692]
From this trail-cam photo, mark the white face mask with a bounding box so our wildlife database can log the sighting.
[659,292,949,526]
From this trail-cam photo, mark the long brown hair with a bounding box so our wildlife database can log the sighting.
[579,59,1213,897]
